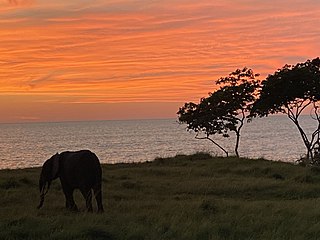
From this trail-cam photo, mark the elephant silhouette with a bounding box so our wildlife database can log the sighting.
[37,150,104,213]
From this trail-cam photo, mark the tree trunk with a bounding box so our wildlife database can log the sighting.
[287,109,313,162]
[235,131,240,158]
[234,110,245,158]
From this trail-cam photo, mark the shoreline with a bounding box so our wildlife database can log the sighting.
[0,152,296,171]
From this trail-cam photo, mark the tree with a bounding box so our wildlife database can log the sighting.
[251,58,320,163]
[178,68,260,157]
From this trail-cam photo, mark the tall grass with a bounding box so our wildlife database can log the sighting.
[1,153,320,239]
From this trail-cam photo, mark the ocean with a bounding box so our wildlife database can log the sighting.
[0,116,316,169]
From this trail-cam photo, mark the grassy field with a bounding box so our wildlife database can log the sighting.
[2,153,320,239]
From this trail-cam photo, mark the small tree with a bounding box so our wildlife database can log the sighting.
[251,58,320,163]
[178,68,260,157]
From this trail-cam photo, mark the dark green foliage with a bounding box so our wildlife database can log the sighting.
[252,58,320,116]
[2,155,320,239]
[178,68,260,157]
[272,173,284,180]
[199,200,218,214]
[81,228,114,240]
[252,57,320,162]
[0,178,20,189]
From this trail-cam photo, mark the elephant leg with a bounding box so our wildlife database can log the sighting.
[80,187,93,212]
[62,187,78,211]
[93,185,104,213]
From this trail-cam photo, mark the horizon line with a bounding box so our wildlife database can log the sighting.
[0,117,179,125]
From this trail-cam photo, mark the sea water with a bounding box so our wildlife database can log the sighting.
[0,116,316,169]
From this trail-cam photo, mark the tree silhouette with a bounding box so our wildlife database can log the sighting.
[178,68,260,157]
[251,58,320,163]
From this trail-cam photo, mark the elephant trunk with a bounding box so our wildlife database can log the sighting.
[37,193,45,209]
[37,178,51,209]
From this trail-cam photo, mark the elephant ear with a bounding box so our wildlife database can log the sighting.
[51,153,60,179]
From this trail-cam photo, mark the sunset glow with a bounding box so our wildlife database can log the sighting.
[1,0,320,122]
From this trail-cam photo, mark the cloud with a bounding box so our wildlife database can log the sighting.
[27,71,63,88]
[6,0,34,6]
[1,0,320,107]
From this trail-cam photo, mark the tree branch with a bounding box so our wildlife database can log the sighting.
[195,133,229,157]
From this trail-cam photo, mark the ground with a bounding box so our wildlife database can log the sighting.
[1,153,320,239]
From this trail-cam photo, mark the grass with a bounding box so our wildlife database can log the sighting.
[2,153,320,239]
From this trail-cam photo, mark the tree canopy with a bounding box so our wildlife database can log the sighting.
[178,58,320,163]
[178,68,260,157]
[251,57,320,162]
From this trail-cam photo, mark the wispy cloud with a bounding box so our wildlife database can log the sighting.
[5,0,34,6]
[27,71,63,88]
[1,0,320,121]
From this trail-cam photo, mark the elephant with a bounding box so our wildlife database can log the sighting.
[37,150,104,213]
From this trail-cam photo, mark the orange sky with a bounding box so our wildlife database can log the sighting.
[1,0,320,123]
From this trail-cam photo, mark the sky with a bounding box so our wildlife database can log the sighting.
[1,0,320,123]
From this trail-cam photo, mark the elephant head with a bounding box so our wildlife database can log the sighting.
[37,153,60,209]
